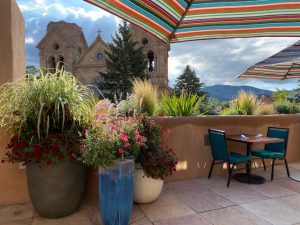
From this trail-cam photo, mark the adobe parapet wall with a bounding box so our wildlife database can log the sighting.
[161,115,300,182]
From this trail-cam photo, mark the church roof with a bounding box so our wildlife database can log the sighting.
[76,34,108,65]
[36,21,88,49]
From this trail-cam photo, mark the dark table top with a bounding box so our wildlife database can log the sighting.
[227,134,284,145]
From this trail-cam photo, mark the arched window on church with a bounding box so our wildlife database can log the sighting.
[47,55,56,73]
[57,55,65,70]
[147,51,155,72]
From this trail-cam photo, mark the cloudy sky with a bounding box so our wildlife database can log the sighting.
[17,0,300,91]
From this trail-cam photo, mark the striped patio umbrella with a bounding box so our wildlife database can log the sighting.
[84,0,300,43]
[239,40,300,80]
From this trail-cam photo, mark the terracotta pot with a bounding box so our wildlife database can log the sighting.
[134,168,163,204]
[98,159,134,225]
[27,160,87,219]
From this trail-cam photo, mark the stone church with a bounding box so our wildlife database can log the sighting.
[37,21,170,91]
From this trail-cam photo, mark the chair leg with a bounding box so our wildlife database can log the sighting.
[227,164,234,187]
[248,162,252,184]
[271,158,276,180]
[284,158,290,177]
[208,159,215,179]
[262,158,266,171]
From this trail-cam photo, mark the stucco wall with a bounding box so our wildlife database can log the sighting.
[161,115,300,182]
[0,0,27,205]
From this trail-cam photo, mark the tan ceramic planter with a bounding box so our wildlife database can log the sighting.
[134,168,163,204]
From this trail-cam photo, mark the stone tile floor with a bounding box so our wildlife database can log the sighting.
[2,162,300,225]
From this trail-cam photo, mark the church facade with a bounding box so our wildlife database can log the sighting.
[37,21,170,90]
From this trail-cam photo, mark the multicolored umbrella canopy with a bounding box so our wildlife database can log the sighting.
[84,0,300,43]
[239,40,300,80]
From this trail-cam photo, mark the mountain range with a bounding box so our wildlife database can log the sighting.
[203,85,273,101]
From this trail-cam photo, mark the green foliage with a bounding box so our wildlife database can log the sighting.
[132,79,160,116]
[137,115,177,180]
[221,91,261,115]
[96,22,148,99]
[273,101,300,114]
[161,92,205,116]
[198,98,221,115]
[287,88,300,103]
[26,65,39,77]
[0,69,96,141]
[174,65,205,96]
[273,89,289,102]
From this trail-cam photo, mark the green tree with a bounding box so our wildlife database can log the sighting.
[26,65,39,76]
[174,65,205,96]
[96,22,147,99]
[272,89,289,102]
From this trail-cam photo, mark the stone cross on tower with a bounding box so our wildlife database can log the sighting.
[97,29,102,37]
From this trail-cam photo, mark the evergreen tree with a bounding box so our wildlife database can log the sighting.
[96,22,148,99]
[26,65,39,76]
[174,65,205,96]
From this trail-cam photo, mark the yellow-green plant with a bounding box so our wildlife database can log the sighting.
[0,69,97,140]
[161,92,205,116]
[258,104,276,115]
[132,78,160,116]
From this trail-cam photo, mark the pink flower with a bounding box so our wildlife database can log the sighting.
[135,141,141,146]
[119,134,129,142]
[111,125,117,130]
[118,148,124,154]
[124,142,130,148]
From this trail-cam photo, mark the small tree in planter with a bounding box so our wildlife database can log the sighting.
[82,116,147,225]
[0,69,96,218]
[134,115,178,203]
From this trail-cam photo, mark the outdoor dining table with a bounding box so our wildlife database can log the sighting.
[226,134,284,184]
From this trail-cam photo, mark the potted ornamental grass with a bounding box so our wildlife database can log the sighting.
[82,116,147,225]
[134,115,178,204]
[0,69,96,218]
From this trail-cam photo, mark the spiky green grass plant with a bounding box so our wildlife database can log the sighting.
[161,92,205,116]
[132,78,160,116]
[0,69,96,140]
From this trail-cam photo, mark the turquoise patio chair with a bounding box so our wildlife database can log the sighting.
[208,129,252,187]
[251,127,290,180]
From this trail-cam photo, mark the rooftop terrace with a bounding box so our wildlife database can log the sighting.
[2,162,300,225]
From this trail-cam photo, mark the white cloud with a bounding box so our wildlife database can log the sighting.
[25,37,34,44]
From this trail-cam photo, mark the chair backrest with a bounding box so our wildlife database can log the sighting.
[208,129,230,162]
[265,127,289,155]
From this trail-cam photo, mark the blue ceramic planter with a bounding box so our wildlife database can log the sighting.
[98,159,134,225]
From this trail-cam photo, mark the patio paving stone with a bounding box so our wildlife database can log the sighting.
[211,184,268,204]
[153,214,212,225]
[0,204,33,224]
[246,181,297,198]
[130,217,152,225]
[241,198,300,225]
[165,179,208,195]
[2,161,300,225]
[201,205,272,225]
[0,218,32,225]
[138,191,196,222]
[171,189,236,213]
[32,206,101,225]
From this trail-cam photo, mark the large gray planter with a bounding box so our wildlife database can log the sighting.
[26,160,87,218]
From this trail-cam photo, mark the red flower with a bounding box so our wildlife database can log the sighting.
[118,148,124,154]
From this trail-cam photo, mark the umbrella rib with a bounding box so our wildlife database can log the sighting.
[284,63,295,80]
[169,0,194,41]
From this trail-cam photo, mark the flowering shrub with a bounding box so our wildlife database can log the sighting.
[0,69,96,165]
[82,116,147,168]
[2,129,84,165]
[137,115,178,180]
